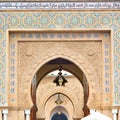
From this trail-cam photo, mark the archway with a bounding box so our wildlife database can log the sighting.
[30,57,90,120]
[45,93,73,120]
[21,47,97,109]
[50,106,68,120]
[51,112,68,120]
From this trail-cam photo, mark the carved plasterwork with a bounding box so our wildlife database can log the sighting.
[36,77,84,118]
[20,45,97,108]
[8,30,112,110]
[19,45,97,107]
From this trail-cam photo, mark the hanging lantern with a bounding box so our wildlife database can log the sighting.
[53,65,68,86]
[55,94,63,115]
[55,94,63,105]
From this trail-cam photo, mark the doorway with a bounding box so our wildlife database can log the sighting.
[31,58,90,120]
[51,112,68,120]
[8,30,111,120]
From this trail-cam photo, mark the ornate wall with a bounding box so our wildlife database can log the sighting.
[0,2,120,108]
[8,30,110,109]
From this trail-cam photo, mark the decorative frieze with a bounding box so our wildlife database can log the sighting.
[104,42,110,94]
[10,32,108,41]
[9,42,16,104]
[0,2,120,10]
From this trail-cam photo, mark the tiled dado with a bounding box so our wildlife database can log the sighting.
[0,11,119,106]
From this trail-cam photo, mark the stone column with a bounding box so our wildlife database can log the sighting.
[90,109,96,114]
[118,109,120,120]
[25,110,30,120]
[0,110,2,120]
[2,109,8,120]
[112,109,118,120]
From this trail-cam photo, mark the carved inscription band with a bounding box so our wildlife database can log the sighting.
[0,2,120,10]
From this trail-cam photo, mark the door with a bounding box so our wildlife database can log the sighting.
[51,112,68,120]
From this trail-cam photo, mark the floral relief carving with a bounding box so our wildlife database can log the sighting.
[87,49,94,56]
[25,43,33,56]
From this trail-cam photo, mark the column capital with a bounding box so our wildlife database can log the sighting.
[112,109,118,114]
[2,109,8,114]
[24,109,30,115]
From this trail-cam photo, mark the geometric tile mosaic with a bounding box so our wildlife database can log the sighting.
[0,11,120,106]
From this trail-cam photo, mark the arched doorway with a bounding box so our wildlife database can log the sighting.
[42,92,74,120]
[50,106,69,120]
[8,30,110,120]
[51,112,68,120]
[30,58,90,120]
